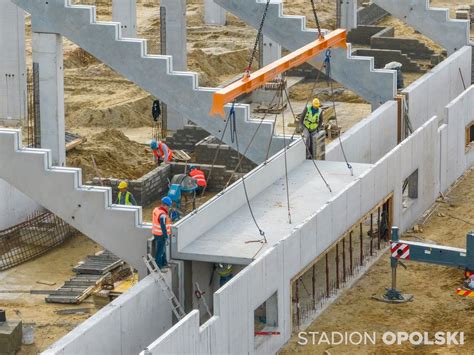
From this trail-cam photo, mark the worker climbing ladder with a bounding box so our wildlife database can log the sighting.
[143,254,186,321]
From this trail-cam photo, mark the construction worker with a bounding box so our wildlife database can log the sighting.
[116,181,137,206]
[152,196,172,269]
[150,139,173,165]
[217,263,233,287]
[188,165,207,192]
[299,98,323,158]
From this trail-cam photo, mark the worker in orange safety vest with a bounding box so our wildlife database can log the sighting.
[188,165,207,192]
[152,196,172,269]
[150,139,173,165]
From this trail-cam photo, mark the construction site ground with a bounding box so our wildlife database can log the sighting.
[0,234,100,354]
[281,167,474,354]
[1,0,472,353]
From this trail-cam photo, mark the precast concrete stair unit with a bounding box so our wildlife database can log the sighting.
[215,0,397,107]
[0,128,150,277]
[13,0,285,164]
[372,0,470,55]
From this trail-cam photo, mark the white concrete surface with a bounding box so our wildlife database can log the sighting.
[43,274,172,355]
[0,0,26,121]
[32,32,66,166]
[112,0,136,38]
[204,0,226,25]
[176,161,372,264]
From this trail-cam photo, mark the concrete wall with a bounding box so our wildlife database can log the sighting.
[0,179,41,230]
[326,100,398,164]
[403,46,472,130]
[442,85,474,192]
[43,275,172,355]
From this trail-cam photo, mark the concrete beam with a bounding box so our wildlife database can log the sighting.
[32,32,66,166]
[160,0,187,131]
[204,0,226,26]
[112,0,137,38]
[0,0,27,122]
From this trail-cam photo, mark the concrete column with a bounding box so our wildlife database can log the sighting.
[0,0,27,123]
[161,0,187,131]
[262,35,282,67]
[32,33,66,166]
[112,0,137,38]
[204,0,226,26]
[341,0,357,31]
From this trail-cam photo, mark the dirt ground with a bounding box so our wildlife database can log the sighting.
[281,168,474,354]
[0,234,100,354]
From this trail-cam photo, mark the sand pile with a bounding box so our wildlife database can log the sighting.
[67,129,155,181]
[189,48,251,86]
[289,82,367,104]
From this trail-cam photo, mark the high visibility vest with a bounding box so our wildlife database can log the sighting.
[304,105,320,131]
[189,169,207,188]
[117,191,132,205]
[152,207,172,237]
[154,142,173,162]
[217,264,233,277]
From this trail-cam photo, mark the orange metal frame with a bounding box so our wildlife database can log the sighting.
[209,29,347,118]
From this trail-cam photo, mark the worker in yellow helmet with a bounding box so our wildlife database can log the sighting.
[299,98,323,158]
[116,181,137,206]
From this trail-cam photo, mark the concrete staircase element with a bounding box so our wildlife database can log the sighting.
[372,0,470,55]
[215,0,396,107]
[0,128,150,277]
[13,0,285,164]
[353,49,424,73]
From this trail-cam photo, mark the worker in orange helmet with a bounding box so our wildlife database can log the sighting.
[152,196,173,269]
[150,139,173,166]
[188,165,207,192]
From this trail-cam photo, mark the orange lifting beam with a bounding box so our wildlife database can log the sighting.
[209,29,347,118]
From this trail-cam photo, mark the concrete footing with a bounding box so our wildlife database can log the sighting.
[0,320,22,355]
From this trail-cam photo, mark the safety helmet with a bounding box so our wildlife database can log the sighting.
[150,139,158,150]
[161,196,172,207]
[189,165,197,170]
[118,181,128,189]
[312,98,321,108]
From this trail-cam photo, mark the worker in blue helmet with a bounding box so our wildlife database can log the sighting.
[152,196,173,269]
[150,139,173,166]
